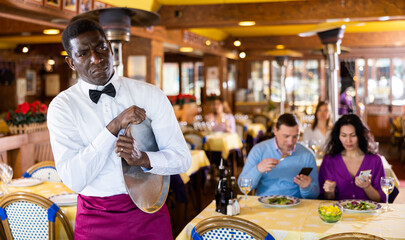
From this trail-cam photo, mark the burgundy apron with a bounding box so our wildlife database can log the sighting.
[75,194,173,240]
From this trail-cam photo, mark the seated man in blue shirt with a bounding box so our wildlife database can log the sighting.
[238,113,319,199]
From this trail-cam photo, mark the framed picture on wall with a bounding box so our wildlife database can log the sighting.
[26,70,37,95]
[79,0,93,13]
[93,0,105,9]
[45,74,60,96]
[63,0,78,12]
[127,56,146,82]
[45,0,62,9]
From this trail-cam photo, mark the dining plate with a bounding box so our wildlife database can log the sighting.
[6,178,44,187]
[337,199,381,213]
[258,195,301,208]
[49,193,78,206]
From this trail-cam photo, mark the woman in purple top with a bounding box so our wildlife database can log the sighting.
[205,96,236,133]
[319,114,386,202]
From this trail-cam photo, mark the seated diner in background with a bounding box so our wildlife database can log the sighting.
[319,114,385,202]
[302,101,332,151]
[238,113,319,199]
[205,96,236,133]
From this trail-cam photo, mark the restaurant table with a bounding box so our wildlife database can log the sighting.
[246,123,266,139]
[204,132,243,159]
[176,195,405,240]
[179,150,210,184]
[2,181,76,240]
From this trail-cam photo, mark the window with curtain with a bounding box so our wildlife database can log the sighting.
[181,62,194,95]
[367,58,390,105]
[392,58,405,106]
[162,62,179,95]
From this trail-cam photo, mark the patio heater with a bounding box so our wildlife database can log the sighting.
[317,26,345,123]
[72,8,160,75]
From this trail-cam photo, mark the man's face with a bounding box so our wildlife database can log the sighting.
[65,30,114,86]
[273,124,299,153]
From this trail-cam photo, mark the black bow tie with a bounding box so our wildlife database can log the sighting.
[89,83,116,103]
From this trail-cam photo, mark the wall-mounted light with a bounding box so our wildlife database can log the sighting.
[233,39,241,47]
[47,58,55,65]
[238,21,256,26]
[205,40,211,46]
[179,47,193,52]
[22,46,29,53]
[239,51,246,59]
[43,29,60,35]
[276,45,285,50]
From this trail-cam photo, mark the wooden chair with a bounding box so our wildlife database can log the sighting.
[235,121,248,164]
[183,130,207,150]
[319,232,387,240]
[0,192,74,240]
[23,161,61,182]
[252,113,270,130]
[191,216,275,240]
[185,137,195,150]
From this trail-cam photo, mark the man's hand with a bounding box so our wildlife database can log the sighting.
[257,158,279,173]
[114,128,151,169]
[355,176,371,189]
[323,180,337,193]
[107,105,146,136]
[294,174,312,188]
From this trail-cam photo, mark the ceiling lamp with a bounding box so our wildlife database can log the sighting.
[60,51,68,56]
[276,45,285,50]
[233,39,241,47]
[22,46,29,53]
[179,47,193,52]
[238,21,256,26]
[239,51,246,59]
[43,29,60,35]
[205,40,211,46]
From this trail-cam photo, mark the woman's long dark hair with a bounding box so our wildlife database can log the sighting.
[312,101,331,130]
[324,114,377,156]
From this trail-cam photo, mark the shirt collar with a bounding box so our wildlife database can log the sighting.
[79,71,121,95]
[273,137,296,156]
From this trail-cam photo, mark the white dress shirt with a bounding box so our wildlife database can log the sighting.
[47,73,191,197]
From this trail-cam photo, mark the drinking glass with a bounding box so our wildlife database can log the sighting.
[380,177,395,210]
[0,162,13,184]
[239,177,252,207]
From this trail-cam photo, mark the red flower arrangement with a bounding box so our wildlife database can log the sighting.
[4,101,47,126]
[167,94,196,105]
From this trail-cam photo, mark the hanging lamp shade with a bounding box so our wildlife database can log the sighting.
[71,7,160,42]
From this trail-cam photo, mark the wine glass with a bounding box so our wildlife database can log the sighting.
[380,177,395,211]
[239,177,252,207]
[0,162,13,184]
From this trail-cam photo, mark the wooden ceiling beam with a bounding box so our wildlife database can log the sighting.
[158,0,405,28]
[224,31,405,51]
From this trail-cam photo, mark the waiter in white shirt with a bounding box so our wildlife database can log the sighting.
[47,18,191,240]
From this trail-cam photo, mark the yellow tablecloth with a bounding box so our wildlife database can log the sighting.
[2,181,76,239]
[179,150,210,184]
[246,123,266,138]
[176,196,405,240]
[204,132,243,159]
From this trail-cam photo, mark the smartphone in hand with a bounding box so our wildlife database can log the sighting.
[359,170,371,181]
[298,167,313,176]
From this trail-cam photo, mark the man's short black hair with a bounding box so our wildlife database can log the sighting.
[61,18,107,57]
[275,113,299,129]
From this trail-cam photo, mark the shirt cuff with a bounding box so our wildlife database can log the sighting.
[91,128,117,154]
[144,151,167,174]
